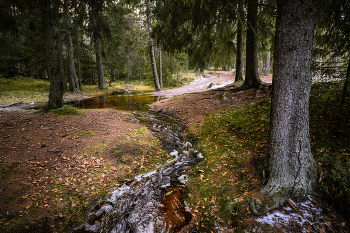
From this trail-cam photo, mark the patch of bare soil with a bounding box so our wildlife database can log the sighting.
[0,108,165,231]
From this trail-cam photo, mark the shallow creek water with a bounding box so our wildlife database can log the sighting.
[69,93,203,233]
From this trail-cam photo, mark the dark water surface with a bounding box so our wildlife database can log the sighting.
[70,93,202,233]
[69,93,162,111]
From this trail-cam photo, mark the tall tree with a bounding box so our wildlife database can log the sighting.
[95,37,107,89]
[40,0,64,108]
[76,25,82,90]
[242,0,262,89]
[235,0,244,82]
[250,0,317,215]
[264,50,271,76]
[64,0,78,93]
[146,0,161,91]
[159,45,163,89]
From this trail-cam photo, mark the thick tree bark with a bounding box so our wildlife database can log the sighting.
[65,0,78,93]
[262,0,317,198]
[95,37,107,89]
[40,0,64,109]
[242,0,262,88]
[264,50,271,76]
[235,0,243,82]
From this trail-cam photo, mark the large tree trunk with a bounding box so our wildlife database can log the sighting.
[242,0,262,88]
[65,0,78,93]
[262,0,317,198]
[95,37,107,89]
[40,0,64,109]
[264,50,271,76]
[235,1,244,82]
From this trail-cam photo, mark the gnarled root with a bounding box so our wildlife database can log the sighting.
[248,192,288,216]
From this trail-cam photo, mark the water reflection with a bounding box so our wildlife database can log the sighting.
[69,94,162,111]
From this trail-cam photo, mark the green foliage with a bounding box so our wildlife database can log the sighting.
[186,98,271,229]
[51,106,84,116]
[309,82,350,220]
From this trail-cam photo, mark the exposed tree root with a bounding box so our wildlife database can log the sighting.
[248,192,288,216]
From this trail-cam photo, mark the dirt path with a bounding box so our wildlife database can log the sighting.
[152,71,272,128]
[149,71,272,98]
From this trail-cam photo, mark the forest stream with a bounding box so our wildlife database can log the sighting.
[69,92,203,232]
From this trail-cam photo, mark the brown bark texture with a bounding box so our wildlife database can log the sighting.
[262,0,317,197]
[41,0,64,109]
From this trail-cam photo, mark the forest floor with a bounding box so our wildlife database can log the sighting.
[0,72,349,232]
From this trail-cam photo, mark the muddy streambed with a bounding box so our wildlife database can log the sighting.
[69,93,203,233]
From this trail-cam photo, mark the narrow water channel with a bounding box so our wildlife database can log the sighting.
[69,93,203,233]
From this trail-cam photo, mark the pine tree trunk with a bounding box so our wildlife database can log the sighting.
[258,60,263,76]
[235,0,243,83]
[242,0,262,88]
[340,58,350,107]
[67,32,78,92]
[264,51,271,76]
[56,31,67,91]
[126,54,131,81]
[146,1,161,91]
[76,26,82,90]
[262,0,317,198]
[65,0,78,93]
[95,37,107,89]
[159,46,163,89]
[40,0,64,109]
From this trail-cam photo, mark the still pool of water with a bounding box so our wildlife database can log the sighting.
[68,93,163,111]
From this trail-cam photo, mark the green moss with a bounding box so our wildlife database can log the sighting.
[51,105,84,116]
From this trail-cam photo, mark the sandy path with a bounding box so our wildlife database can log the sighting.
[149,71,272,98]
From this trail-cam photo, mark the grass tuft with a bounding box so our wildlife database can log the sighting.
[51,106,85,116]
